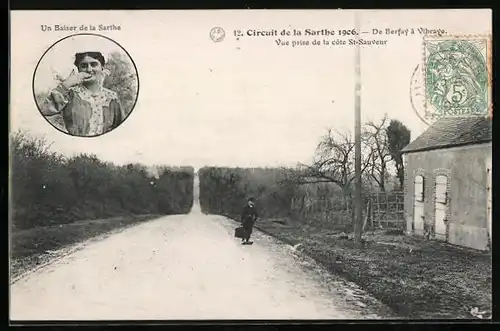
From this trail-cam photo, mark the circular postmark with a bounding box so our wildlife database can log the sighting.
[410,64,435,126]
[210,27,225,42]
[424,39,488,118]
[32,33,140,138]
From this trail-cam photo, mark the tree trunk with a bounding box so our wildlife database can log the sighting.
[398,165,405,190]
[380,165,386,192]
[350,196,355,227]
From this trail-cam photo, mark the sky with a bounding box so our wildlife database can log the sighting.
[10,9,491,169]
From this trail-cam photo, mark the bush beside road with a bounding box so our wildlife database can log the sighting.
[10,130,194,231]
[9,130,195,282]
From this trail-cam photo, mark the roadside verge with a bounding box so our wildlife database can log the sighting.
[10,214,162,283]
[217,213,492,319]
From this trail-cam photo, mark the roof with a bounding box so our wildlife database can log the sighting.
[402,117,492,154]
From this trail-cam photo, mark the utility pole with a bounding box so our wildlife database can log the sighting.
[353,11,363,244]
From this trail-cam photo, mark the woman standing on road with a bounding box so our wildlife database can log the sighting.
[241,197,258,245]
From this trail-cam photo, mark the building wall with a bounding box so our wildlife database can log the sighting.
[404,143,492,251]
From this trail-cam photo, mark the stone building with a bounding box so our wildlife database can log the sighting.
[402,117,492,251]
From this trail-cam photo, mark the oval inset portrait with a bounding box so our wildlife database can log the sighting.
[33,33,139,137]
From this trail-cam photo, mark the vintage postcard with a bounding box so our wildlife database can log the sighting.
[9,9,492,321]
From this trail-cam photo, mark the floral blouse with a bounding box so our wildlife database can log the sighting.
[39,84,124,136]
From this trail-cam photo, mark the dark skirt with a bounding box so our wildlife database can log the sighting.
[243,221,254,236]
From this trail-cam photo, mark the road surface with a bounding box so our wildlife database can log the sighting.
[10,177,393,320]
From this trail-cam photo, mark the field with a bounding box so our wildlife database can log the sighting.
[253,217,492,319]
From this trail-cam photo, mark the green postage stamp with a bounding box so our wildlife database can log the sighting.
[423,35,492,119]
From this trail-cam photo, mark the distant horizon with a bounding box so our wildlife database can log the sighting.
[11,118,414,171]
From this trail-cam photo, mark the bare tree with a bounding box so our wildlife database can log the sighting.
[363,114,393,192]
[283,129,373,215]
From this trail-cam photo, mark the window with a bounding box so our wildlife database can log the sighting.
[414,175,425,202]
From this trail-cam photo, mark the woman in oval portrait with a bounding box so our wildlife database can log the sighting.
[38,51,125,137]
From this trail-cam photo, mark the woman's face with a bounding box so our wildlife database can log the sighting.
[77,55,104,84]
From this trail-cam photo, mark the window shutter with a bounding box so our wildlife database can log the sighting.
[414,175,424,202]
[421,176,425,201]
[435,175,448,204]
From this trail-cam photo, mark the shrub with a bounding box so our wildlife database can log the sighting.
[10,130,194,230]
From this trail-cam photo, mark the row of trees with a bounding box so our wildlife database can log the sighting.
[10,130,194,230]
[282,116,411,218]
[198,167,300,220]
[285,115,411,193]
[198,116,411,231]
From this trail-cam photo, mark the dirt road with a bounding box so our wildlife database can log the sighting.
[11,179,394,320]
